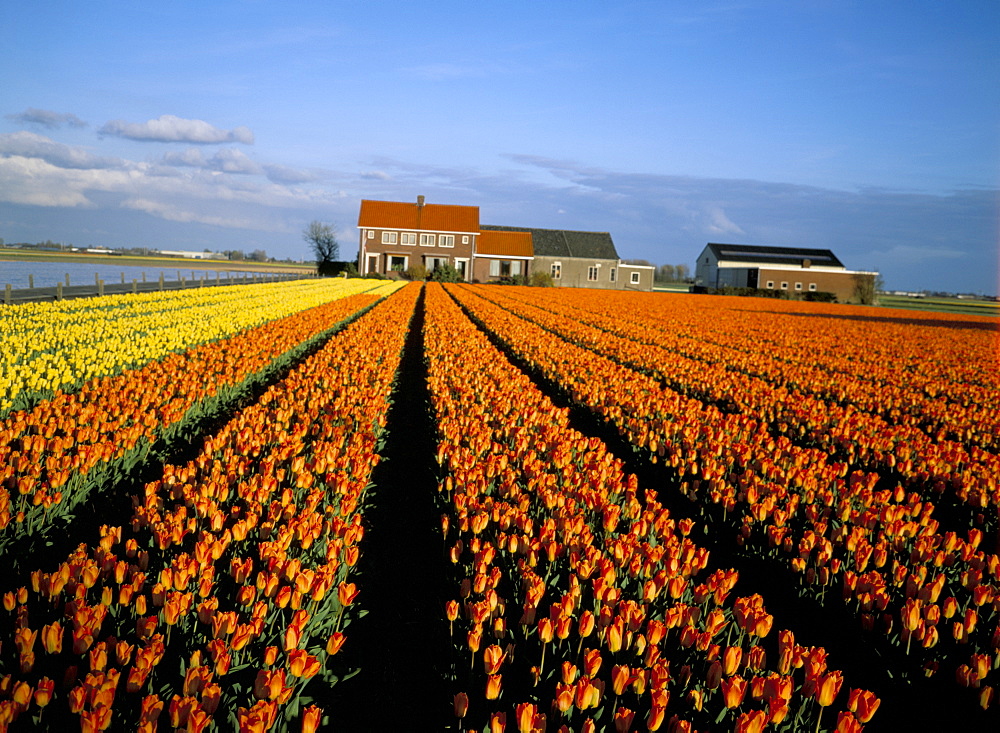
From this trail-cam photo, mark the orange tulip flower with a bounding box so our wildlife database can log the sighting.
[483,644,505,675]
[847,688,880,723]
[721,675,749,709]
[485,673,502,700]
[816,671,843,707]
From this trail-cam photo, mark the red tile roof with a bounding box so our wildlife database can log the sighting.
[358,199,479,233]
[477,230,534,258]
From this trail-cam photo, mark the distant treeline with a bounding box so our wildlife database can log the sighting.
[621,260,691,283]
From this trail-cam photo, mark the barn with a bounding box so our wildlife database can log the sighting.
[694,243,878,302]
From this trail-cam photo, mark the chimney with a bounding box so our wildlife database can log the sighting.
[417,195,425,208]
[802,258,811,269]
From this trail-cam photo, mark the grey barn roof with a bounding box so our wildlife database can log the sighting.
[706,243,845,268]
[482,225,620,260]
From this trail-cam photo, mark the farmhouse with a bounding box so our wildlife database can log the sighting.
[357,197,654,290]
[481,225,654,291]
[694,243,877,302]
[358,196,478,280]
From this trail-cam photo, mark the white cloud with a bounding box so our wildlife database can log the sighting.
[99,115,254,144]
[162,148,208,167]
[0,155,124,207]
[263,164,321,184]
[120,198,268,229]
[705,205,745,236]
[5,108,88,129]
[0,131,122,170]
[209,148,261,175]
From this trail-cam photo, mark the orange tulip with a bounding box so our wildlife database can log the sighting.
[847,688,880,723]
[721,676,748,709]
[288,650,321,678]
[816,671,843,707]
[454,692,469,718]
[734,710,768,733]
[614,707,635,733]
[483,644,505,675]
[326,632,346,656]
[485,673,502,700]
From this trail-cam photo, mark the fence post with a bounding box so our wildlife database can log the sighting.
[57,282,63,301]
[98,280,104,297]
[28,274,34,288]
[95,273,100,286]
[159,273,164,291]
[121,272,125,284]
[65,274,70,286]
[4,284,9,305]
[142,272,147,283]
[133,279,138,294]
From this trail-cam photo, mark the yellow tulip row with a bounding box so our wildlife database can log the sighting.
[0,279,405,414]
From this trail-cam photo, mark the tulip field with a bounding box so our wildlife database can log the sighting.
[0,279,996,731]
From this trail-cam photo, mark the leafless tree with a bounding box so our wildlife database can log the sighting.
[303,221,340,275]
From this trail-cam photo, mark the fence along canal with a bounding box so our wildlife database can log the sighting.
[1,269,311,304]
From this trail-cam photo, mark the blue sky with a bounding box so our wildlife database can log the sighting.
[1,0,997,293]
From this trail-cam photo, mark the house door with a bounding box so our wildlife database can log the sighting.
[454,258,468,280]
[747,269,758,288]
[367,255,379,274]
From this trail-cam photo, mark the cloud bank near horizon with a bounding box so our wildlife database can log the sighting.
[0,125,995,294]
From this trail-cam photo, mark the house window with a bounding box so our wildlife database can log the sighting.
[511,261,522,276]
[780,282,788,290]
[809,283,817,291]
[630,271,640,284]
[489,260,500,277]
[609,268,616,282]
[426,256,448,271]
[462,235,469,244]
[388,255,407,272]
[381,231,397,244]
[439,235,455,248]
[795,282,803,291]
[766,281,774,289]
[551,263,562,279]
[587,266,599,281]
[400,233,417,245]
[367,230,374,239]
[419,233,436,246]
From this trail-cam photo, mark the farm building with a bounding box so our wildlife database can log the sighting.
[694,243,878,302]
[481,225,654,291]
[357,197,654,290]
[357,196,478,280]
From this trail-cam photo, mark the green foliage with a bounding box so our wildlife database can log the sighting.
[495,274,528,286]
[529,271,554,287]
[803,290,838,302]
[404,264,429,281]
[704,286,789,299]
[429,263,463,283]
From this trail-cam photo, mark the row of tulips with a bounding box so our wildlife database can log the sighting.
[509,288,998,455]
[468,290,1000,534]
[444,284,999,716]
[1,279,392,416]
[0,282,420,730]
[425,283,877,732]
[0,281,403,555]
